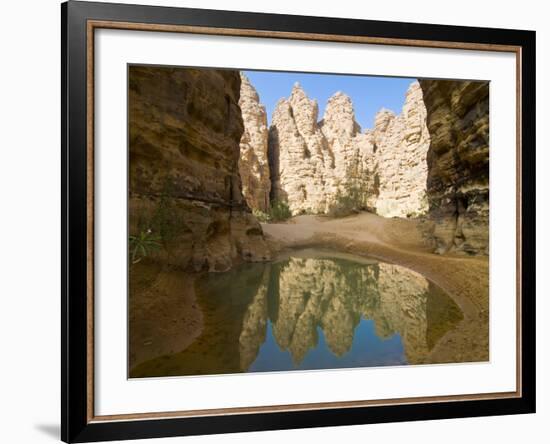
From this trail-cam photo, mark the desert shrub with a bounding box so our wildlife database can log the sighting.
[252,200,292,223]
[252,208,271,223]
[269,199,292,222]
[327,183,364,218]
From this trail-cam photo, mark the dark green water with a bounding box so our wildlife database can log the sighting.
[130,249,463,378]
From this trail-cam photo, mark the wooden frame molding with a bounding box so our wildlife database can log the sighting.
[86,19,523,423]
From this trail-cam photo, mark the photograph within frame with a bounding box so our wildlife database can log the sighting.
[62,2,535,441]
[127,64,490,379]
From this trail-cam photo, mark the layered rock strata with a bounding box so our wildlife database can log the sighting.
[419,80,489,255]
[238,74,271,212]
[128,66,270,272]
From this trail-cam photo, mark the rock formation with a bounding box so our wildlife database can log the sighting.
[370,81,431,217]
[266,81,430,218]
[238,74,271,212]
[268,83,341,214]
[128,66,270,272]
[268,84,374,215]
[419,80,489,255]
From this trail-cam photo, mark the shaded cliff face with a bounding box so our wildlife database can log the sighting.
[238,74,271,212]
[266,81,430,218]
[419,80,489,255]
[129,66,270,272]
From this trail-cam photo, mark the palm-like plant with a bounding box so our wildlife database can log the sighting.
[129,229,161,264]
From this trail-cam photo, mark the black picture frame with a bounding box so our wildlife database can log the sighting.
[61,1,536,442]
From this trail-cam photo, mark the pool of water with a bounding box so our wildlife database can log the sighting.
[130,249,463,378]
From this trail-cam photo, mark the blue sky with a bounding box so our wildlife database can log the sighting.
[243,70,415,130]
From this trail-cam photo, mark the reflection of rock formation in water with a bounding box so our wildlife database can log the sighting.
[273,258,372,361]
[130,255,463,378]
[131,262,266,377]
[371,264,429,363]
[128,263,203,369]
[239,266,270,370]
[128,66,270,272]
[241,257,462,366]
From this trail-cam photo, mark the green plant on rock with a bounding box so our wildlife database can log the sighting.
[129,229,162,264]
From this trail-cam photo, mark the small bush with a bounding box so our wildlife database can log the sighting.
[252,200,292,223]
[327,183,364,218]
[269,200,292,222]
[252,209,271,223]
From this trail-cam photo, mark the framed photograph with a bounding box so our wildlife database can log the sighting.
[61,1,536,442]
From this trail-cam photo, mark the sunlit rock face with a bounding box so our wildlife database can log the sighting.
[268,84,374,215]
[128,66,270,272]
[267,81,429,217]
[419,80,489,255]
[371,81,431,218]
[238,74,271,212]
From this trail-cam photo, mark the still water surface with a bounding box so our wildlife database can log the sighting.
[130,249,463,378]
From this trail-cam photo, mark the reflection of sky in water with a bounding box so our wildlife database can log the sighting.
[249,319,406,372]
[129,249,464,378]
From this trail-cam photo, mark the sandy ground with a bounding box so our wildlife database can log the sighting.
[262,212,489,363]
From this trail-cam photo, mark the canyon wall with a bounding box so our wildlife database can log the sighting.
[371,82,431,217]
[128,66,270,272]
[238,74,271,212]
[260,81,429,218]
[419,80,489,255]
